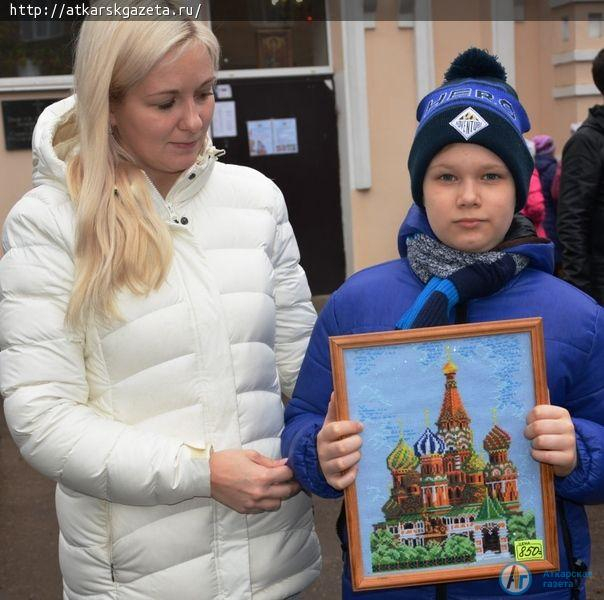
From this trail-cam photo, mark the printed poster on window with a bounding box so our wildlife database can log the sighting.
[272,118,298,154]
[247,118,299,157]
[212,101,237,138]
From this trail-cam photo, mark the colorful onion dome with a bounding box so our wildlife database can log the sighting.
[483,424,512,452]
[414,427,446,457]
[387,437,419,471]
[463,451,486,472]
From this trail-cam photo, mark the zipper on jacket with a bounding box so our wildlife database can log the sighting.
[165,198,179,224]
[142,172,181,224]
[142,146,222,223]
[110,562,115,582]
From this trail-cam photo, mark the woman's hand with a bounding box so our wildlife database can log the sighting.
[317,393,363,490]
[524,404,577,477]
[209,449,300,514]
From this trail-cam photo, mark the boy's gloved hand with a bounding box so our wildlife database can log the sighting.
[524,404,578,477]
[316,393,364,490]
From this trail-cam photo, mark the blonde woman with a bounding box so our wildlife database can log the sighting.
[0,2,320,598]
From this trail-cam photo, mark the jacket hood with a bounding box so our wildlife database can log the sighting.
[30,95,221,199]
[397,204,555,274]
[584,105,604,134]
[31,95,75,189]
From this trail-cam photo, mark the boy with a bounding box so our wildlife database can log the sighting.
[282,49,604,599]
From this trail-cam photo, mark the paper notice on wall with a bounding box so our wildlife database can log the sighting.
[212,101,237,138]
[215,84,233,100]
[247,119,274,156]
[272,118,298,154]
[247,118,299,157]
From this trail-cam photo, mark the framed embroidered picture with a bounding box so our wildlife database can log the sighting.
[329,318,558,591]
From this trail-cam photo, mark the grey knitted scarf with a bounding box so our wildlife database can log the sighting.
[394,233,529,330]
[407,233,528,284]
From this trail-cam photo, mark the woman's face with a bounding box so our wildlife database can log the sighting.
[423,143,516,252]
[110,40,216,197]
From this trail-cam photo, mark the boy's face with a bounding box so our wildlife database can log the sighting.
[423,143,516,253]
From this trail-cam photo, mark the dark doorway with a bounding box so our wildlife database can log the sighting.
[482,526,501,553]
[212,76,345,295]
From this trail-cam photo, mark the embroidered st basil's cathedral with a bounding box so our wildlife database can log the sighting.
[373,356,523,558]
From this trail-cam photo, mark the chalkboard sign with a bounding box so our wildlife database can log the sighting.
[2,99,58,151]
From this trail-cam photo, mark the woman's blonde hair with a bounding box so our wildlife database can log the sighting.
[58,0,220,327]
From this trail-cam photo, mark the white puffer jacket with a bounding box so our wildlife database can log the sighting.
[0,97,321,600]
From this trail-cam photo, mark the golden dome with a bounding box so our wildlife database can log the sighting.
[443,359,458,375]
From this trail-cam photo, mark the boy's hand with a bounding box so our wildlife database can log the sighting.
[317,393,363,490]
[524,404,577,477]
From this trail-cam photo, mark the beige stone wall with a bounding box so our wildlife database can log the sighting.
[432,21,492,82]
[515,19,553,138]
[349,20,415,271]
[0,91,68,236]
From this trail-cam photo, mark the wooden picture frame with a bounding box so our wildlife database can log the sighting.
[256,29,293,69]
[329,318,558,591]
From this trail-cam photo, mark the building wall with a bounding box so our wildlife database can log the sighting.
[349,20,415,271]
[515,19,553,137]
[545,0,603,148]
[345,3,603,273]
[0,2,603,278]
[0,90,67,232]
[432,20,493,81]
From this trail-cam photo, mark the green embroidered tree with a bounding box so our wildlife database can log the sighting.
[507,512,536,556]
[370,528,396,553]
[426,540,444,561]
[396,543,418,564]
[371,529,401,569]
[413,545,430,563]
[443,534,476,562]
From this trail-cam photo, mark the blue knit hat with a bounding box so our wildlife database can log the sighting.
[408,48,533,211]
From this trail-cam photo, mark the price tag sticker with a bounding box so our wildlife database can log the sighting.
[514,539,544,561]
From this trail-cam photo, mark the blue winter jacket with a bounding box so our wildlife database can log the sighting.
[283,206,604,600]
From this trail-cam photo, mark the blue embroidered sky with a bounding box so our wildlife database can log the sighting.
[342,332,545,576]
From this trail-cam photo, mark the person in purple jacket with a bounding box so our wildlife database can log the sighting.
[283,48,603,600]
